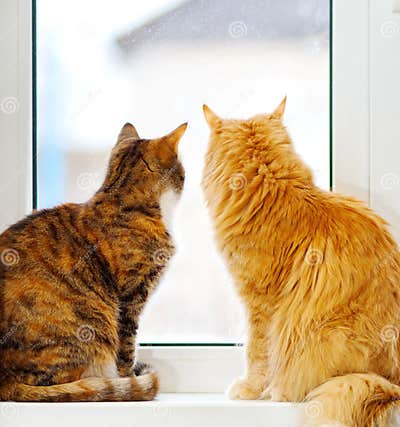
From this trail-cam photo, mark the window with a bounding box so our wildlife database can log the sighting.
[1,0,400,403]
[35,0,331,344]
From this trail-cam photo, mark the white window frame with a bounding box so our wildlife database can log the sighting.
[0,0,33,231]
[1,0,399,395]
[332,0,371,203]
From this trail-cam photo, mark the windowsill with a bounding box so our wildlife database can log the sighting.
[1,394,305,427]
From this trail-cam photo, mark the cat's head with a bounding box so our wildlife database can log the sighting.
[202,96,289,162]
[102,122,187,203]
[202,97,313,198]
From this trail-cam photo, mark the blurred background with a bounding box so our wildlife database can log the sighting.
[37,0,330,343]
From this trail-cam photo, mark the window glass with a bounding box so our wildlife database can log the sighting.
[37,0,330,343]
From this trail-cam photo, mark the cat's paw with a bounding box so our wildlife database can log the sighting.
[117,361,154,377]
[259,387,272,400]
[265,386,290,402]
[117,366,133,377]
[134,361,154,376]
[227,378,265,400]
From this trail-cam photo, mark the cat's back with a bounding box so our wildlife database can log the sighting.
[0,203,85,279]
[0,201,119,330]
[317,190,392,241]
[1,203,82,240]
[307,188,400,273]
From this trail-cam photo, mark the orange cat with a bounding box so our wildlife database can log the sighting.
[202,99,400,426]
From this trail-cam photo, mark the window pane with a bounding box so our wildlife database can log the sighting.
[37,0,330,343]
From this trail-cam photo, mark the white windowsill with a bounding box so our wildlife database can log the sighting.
[1,394,305,427]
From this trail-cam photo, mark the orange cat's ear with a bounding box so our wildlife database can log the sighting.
[203,105,220,128]
[163,122,188,153]
[272,96,287,119]
[118,122,139,142]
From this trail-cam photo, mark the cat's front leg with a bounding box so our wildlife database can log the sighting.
[117,304,138,377]
[228,311,270,400]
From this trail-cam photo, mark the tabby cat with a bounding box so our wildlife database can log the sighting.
[202,99,400,427]
[0,121,187,401]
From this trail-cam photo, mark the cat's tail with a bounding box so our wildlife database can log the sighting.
[303,373,400,427]
[0,366,159,402]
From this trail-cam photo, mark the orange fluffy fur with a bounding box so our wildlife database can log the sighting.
[201,99,400,427]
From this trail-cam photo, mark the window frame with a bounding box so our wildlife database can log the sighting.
[0,0,379,393]
[332,0,370,204]
[0,0,33,230]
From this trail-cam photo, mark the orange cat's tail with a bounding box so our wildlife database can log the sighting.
[304,373,400,427]
[0,368,158,402]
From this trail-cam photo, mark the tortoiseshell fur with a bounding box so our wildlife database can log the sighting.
[0,122,187,401]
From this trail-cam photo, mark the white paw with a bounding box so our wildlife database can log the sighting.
[259,387,272,400]
[227,377,265,400]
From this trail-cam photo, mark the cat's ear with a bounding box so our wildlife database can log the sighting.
[163,122,188,152]
[147,123,187,165]
[203,105,221,128]
[118,122,140,142]
[272,96,287,119]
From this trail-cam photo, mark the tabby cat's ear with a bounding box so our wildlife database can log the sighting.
[272,96,287,119]
[203,105,220,128]
[162,122,188,153]
[147,123,187,166]
[118,122,140,142]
